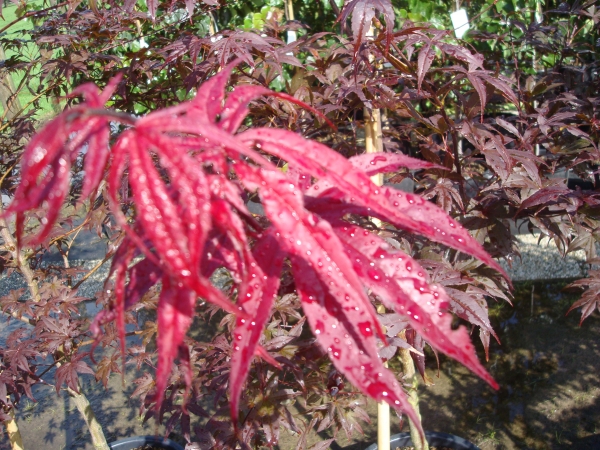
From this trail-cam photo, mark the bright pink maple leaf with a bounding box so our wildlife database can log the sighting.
[3,63,506,436]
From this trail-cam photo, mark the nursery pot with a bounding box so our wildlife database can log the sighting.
[109,435,185,450]
[364,431,480,450]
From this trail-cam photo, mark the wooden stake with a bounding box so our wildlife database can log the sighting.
[365,69,390,450]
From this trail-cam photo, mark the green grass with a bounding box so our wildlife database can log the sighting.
[1,1,54,118]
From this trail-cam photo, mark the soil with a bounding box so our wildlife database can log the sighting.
[1,279,599,449]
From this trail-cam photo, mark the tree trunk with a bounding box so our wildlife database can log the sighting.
[4,408,25,450]
[67,384,110,450]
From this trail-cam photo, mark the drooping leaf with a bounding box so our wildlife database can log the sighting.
[332,223,499,389]
[154,276,197,411]
[228,232,284,425]
[566,271,600,324]
[349,151,445,176]
[240,129,508,281]
[417,38,436,92]
[292,256,423,435]
[339,0,395,55]
[466,72,487,122]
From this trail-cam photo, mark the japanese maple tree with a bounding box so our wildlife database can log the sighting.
[1,0,599,448]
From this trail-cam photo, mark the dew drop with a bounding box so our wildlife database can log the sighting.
[358,322,373,337]
[368,270,380,281]
[315,321,324,335]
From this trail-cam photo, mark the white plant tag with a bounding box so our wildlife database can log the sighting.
[450,9,470,39]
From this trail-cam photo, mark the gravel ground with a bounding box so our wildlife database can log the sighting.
[498,233,589,282]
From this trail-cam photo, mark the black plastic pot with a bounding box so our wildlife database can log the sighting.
[364,431,480,450]
[109,435,185,450]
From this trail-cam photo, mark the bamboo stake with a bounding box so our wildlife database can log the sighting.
[363,20,390,450]
[365,108,384,186]
[364,28,428,450]
[363,55,430,450]
[367,119,389,449]
[284,0,297,44]
[284,0,295,21]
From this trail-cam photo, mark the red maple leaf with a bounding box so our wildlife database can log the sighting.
[3,61,507,437]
